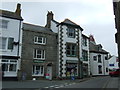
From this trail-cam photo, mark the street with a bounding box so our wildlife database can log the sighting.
[2,76,120,90]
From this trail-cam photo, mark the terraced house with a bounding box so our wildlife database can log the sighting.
[45,11,84,78]
[89,35,109,76]
[18,23,57,80]
[82,34,90,77]
[0,4,23,80]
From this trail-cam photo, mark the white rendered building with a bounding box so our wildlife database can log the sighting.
[108,55,119,70]
[89,35,109,76]
[0,3,23,79]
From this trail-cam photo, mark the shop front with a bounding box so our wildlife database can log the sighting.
[66,60,78,78]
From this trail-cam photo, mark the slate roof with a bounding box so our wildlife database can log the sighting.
[90,42,108,54]
[23,23,56,35]
[0,9,23,20]
[57,18,83,31]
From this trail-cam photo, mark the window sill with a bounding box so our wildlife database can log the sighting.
[32,75,44,76]
[66,55,77,57]
[33,58,45,60]
[34,42,46,45]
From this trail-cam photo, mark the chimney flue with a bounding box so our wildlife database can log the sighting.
[45,11,54,28]
[15,3,21,16]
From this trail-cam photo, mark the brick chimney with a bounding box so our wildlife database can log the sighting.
[15,3,21,16]
[45,11,54,28]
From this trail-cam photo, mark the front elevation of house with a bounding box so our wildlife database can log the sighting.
[18,23,57,80]
[0,4,23,80]
[45,11,84,78]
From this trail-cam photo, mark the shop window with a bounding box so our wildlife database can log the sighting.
[32,65,44,76]
[1,60,17,72]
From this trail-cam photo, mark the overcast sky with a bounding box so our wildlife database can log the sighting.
[0,0,118,56]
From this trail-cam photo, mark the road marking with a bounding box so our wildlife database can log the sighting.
[50,86,55,87]
[44,87,49,88]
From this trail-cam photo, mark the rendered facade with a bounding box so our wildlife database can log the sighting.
[0,4,23,80]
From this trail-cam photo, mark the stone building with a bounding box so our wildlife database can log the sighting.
[113,0,120,68]
[19,23,57,80]
[89,35,109,76]
[0,3,23,80]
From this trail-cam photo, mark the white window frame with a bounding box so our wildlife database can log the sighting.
[0,37,8,51]
[67,27,75,38]
[32,65,44,76]
[0,19,9,29]
[1,59,17,72]
[33,49,45,60]
[34,36,46,45]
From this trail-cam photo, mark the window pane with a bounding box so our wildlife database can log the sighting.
[34,49,37,58]
[66,45,70,55]
[34,37,37,42]
[0,20,8,29]
[41,66,43,74]
[2,63,8,71]
[42,50,45,58]
[9,64,16,71]
[67,28,75,38]
[0,37,7,49]
[38,37,42,43]
[8,38,14,49]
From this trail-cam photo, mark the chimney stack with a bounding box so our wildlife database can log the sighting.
[15,3,21,16]
[45,11,54,28]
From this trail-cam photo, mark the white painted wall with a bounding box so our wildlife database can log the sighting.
[90,53,109,76]
[108,55,119,70]
[0,16,23,77]
[82,37,90,75]
[0,17,22,57]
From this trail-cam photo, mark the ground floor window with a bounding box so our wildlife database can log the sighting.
[66,63,78,77]
[32,65,44,76]
[83,63,88,76]
[1,59,17,72]
[98,65,102,74]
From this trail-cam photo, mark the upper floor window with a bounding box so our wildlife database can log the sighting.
[0,19,9,29]
[98,55,102,63]
[93,56,97,61]
[0,37,14,50]
[82,37,87,46]
[34,36,46,45]
[67,27,75,38]
[66,43,77,57]
[33,49,45,59]
[82,50,88,61]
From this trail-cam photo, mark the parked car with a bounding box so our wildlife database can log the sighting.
[109,68,120,77]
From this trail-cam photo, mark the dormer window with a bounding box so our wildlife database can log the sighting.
[67,27,75,38]
[0,19,9,29]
